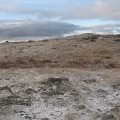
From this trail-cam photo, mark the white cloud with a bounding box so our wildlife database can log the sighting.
[0,0,120,20]
[77,24,120,34]
[61,0,120,20]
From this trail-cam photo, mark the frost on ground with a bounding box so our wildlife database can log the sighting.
[0,68,120,120]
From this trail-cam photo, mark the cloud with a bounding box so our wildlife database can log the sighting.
[0,20,119,41]
[0,0,120,21]
[0,0,120,39]
[0,20,79,40]
[0,4,37,15]
[61,0,120,20]
[77,24,120,34]
[0,3,61,20]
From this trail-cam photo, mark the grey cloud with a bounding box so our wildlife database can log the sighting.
[0,20,79,40]
[0,20,119,41]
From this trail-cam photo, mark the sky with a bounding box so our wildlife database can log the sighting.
[0,0,120,40]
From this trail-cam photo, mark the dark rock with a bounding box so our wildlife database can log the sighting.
[0,86,13,95]
[41,77,69,85]
[96,89,109,97]
[114,39,120,42]
[5,41,9,43]
[83,79,96,84]
[52,98,68,107]
[0,95,31,106]
[90,39,96,42]
[25,88,37,95]
[112,84,120,89]
[40,77,69,96]
[25,116,32,119]
[70,90,79,96]
[101,114,117,120]
[41,118,49,120]
[72,104,85,111]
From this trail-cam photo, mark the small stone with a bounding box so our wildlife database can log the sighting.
[25,116,32,119]
[83,79,96,84]
[25,88,36,95]
[73,105,85,111]
[41,118,49,120]
[101,114,117,120]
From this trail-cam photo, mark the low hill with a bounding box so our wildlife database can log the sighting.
[0,34,120,69]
